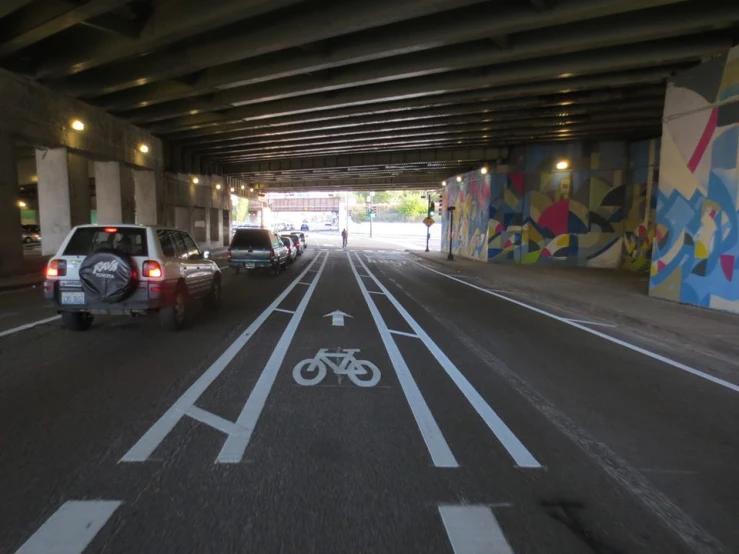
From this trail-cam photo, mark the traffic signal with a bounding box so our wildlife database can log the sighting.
[429,202,436,217]
[438,196,443,214]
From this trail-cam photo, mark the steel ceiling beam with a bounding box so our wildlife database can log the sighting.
[114,2,735,120]
[89,0,692,110]
[144,37,716,134]
[33,0,306,79]
[192,108,663,154]
[169,83,667,141]
[0,0,130,57]
[224,147,507,174]
[48,0,489,96]
[0,0,34,20]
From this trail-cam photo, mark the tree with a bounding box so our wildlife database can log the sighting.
[397,194,427,221]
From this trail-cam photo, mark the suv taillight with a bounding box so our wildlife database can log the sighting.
[47,259,66,278]
[270,248,275,260]
[143,260,163,278]
[227,248,232,260]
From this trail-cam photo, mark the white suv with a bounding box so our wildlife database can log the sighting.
[44,225,221,331]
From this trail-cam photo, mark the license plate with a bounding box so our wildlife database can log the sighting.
[61,291,85,305]
[245,263,255,269]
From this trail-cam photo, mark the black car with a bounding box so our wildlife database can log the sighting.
[228,228,289,275]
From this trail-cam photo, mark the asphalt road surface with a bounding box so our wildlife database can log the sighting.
[1,236,737,553]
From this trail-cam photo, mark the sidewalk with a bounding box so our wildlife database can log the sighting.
[410,251,739,379]
[0,257,48,292]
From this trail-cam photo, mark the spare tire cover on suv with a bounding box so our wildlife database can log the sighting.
[79,249,138,303]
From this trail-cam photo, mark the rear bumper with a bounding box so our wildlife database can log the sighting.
[44,279,171,313]
[229,259,276,270]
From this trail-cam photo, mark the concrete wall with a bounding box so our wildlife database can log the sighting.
[442,140,660,268]
[650,46,739,313]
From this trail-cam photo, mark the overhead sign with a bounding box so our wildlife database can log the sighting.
[293,348,381,387]
[423,217,435,227]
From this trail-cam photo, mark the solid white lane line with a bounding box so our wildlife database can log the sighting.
[389,329,420,339]
[348,252,458,468]
[564,318,617,328]
[15,500,122,554]
[218,251,330,463]
[0,315,61,339]
[120,253,326,463]
[409,259,739,394]
[357,254,541,468]
[274,308,296,314]
[438,505,515,554]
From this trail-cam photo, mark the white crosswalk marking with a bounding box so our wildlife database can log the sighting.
[15,500,121,554]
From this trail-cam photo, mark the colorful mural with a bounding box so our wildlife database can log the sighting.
[442,140,661,268]
[440,172,490,261]
[650,46,739,313]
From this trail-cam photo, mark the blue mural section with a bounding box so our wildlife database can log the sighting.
[650,46,739,313]
[441,140,659,268]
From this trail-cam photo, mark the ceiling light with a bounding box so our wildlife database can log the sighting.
[456,176,462,182]
[441,180,447,186]
[138,143,149,154]
[215,183,222,190]
[240,185,245,190]
[192,176,199,184]
[249,187,254,192]
[480,166,489,175]
[556,160,569,170]
[17,200,27,208]
[230,187,235,193]
[71,119,85,131]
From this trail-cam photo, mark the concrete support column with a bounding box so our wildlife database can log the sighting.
[133,169,157,225]
[217,208,224,246]
[0,133,24,276]
[95,161,135,224]
[204,207,212,245]
[35,147,91,256]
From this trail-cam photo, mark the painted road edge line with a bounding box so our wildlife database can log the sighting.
[0,315,61,339]
[347,252,458,468]
[15,500,122,554]
[218,251,330,463]
[439,505,515,554]
[120,252,326,463]
[408,259,739,394]
[357,254,541,469]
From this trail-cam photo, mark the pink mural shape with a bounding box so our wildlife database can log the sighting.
[687,107,717,173]
[510,173,524,195]
[720,254,735,281]
[538,199,569,236]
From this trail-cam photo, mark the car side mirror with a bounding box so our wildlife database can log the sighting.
[203,250,211,259]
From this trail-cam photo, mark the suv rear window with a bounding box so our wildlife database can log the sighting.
[231,229,271,249]
[63,227,148,256]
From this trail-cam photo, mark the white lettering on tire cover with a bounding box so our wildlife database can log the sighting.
[92,260,119,279]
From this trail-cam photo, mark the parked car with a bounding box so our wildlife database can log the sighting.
[280,236,297,263]
[282,233,302,256]
[290,231,307,251]
[228,228,289,275]
[300,223,309,231]
[21,225,41,244]
[44,225,221,331]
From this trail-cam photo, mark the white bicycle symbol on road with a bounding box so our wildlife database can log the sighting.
[293,348,381,387]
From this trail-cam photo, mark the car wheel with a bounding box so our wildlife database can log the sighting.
[61,311,94,331]
[23,237,32,244]
[206,276,221,311]
[160,285,188,331]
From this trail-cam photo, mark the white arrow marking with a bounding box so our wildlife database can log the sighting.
[324,310,353,327]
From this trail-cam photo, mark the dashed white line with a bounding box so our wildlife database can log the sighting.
[389,329,420,339]
[439,505,515,554]
[15,500,122,554]
[356,254,541,469]
[409,259,739,394]
[0,315,61,339]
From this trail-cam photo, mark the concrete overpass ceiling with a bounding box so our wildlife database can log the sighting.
[1,0,737,191]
